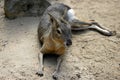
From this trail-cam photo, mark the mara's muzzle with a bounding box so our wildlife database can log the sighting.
[66,39,72,46]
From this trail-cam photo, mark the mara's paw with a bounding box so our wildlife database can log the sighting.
[52,72,59,80]
[102,30,116,36]
[110,31,116,36]
[36,71,44,77]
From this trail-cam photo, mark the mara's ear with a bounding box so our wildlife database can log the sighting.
[62,8,67,18]
[48,13,59,29]
[60,8,69,24]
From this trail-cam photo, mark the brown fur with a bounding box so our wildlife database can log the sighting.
[40,35,66,55]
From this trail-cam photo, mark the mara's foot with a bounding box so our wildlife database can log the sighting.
[52,72,59,80]
[36,71,44,77]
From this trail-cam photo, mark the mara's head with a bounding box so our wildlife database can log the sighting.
[48,13,72,46]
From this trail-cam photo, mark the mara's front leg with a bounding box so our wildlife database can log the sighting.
[52,56,63,80]
[36,51,44,77]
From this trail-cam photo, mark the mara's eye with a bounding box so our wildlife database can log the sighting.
[56,28,62,34]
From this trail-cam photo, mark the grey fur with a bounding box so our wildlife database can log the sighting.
[37,3,116,79]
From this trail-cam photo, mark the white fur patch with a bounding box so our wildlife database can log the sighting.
[67,9,77,22]
[90,25,109,33]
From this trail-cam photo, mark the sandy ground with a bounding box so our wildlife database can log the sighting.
[0,0,120,80]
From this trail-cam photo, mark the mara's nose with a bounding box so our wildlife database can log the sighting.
[66,39,72,46]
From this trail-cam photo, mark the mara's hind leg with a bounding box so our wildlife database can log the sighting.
[36,52,44,77]
[70,19,116,36]
[52,56,63,80]
[67,9,116,36]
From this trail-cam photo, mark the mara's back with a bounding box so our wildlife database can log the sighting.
[38,3,71,41]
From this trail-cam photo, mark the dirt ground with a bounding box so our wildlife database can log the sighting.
[0,0,120,80]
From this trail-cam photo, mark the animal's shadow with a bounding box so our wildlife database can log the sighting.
[72,30,88,35]
[43,54,59,69]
